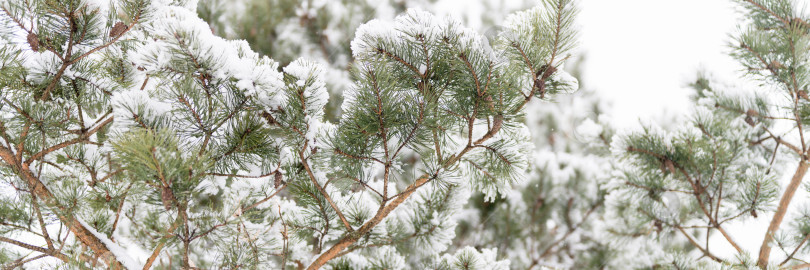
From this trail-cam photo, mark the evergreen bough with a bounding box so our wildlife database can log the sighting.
[0,0,579,269]
[609,0,810,268]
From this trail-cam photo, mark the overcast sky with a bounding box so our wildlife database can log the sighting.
[431,0,744,126]
[578,0,777,258]
[0,0,775,266]
[577,0,810,260]
[406,0,792,260]
[578,0,743,128]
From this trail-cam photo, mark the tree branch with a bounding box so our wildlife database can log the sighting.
[0,144,125,268]
[759,160,810,267]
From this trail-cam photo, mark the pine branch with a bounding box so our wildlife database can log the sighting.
[25,115,114,164]
[626,146,745,254]
[741,0,791,26]
[0,6,65,61]
[31,195,54,250]
[537,199,602,259]
[307,173,432,269]
[142,214,183,270]
[205,171,276,178]
[759,160,810,266]
[549,0,566,65]
[0,236,71,263]
[40,5,79,101]
[333,145,384,164]
[109,183,133,242]
[300,145,355,232]
[678,226,724,263]
[374,47,421,76]
[344,175,384,199]
[1,254,49,270]
[309,116,503,268]
[473,115,503,145]
[0,144,126,268]
[781,231,810,266]
[68,16,140,65]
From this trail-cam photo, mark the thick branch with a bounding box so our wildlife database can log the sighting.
[758,160,810,267]
[0,145,125,268]
[142,215,183,270]
[0,236,70,263]
[307,173,432,269]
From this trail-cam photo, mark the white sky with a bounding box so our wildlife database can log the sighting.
[434,0,810,263]
[431,0,745,125]
[578,0,807,262]
[373,0,774,261]
[578,0,775,260]
[0,0,790,266]
[578,0,743,128]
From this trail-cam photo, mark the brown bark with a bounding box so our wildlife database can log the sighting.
[307,174,431,269]
[142,215,183,270]
[0,146,126,269]
[305,103,503,269]
[758,160,810,268]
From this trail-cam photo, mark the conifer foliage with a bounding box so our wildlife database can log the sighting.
[0,0,578,269]
[608,0,810,268]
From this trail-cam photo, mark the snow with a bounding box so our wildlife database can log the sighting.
[3,0,545,269]
[283,59,329,115]
[552,70,580,94]
[76,218,141,270]
[110,89,172,134]
[438,246,510,270]
[351,8,492,61]
[130,3,286,111]
[1,0,778,267]
[575,118,602,139]
[351,18,395,58]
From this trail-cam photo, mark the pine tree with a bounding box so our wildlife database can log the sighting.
[608,0,810,268]
[202,1,618,268]
[196,0,537,122]
[0,0,579,269]
[449,56,619,268]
